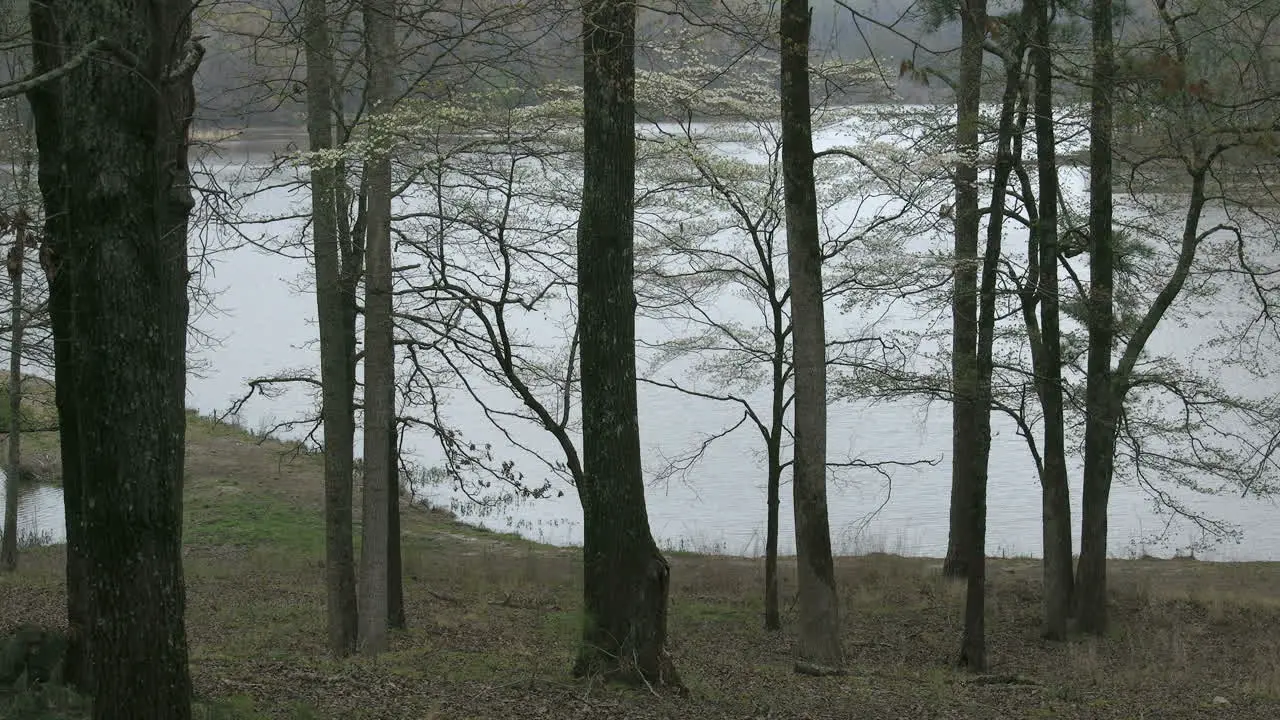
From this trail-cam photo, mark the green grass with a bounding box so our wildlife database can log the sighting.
[185,490,323,554]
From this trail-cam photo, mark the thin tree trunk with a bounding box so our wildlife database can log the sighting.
[387,419,405,630]
[956,0,988,672]
[1029,0,1073,641]
[945,0,987,584]
[1077,0,1116,635]
[764,304,786,632]
[573,0,679,688]
[1,229,21,571]
[28,2,199,715]
[764,451,781,631]
[358,0,396,656]
[305,0,359,657]
[780,0,843,676]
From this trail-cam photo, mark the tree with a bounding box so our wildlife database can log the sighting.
[1,211,29,572]
[573,0,680,686]
[220,10,565,649]
[27,0,202,715]
[634,51,921,632]
[387,420,405,630]
[954,0,988,672]
[358,0,397,655]
[0,3,52,579]
[945,0,984,583]
[1072,0,1280,633]
[1024,0,1072,641]
[780,0,842,676]
[1075,0,1115,635]
[304,0,359,658]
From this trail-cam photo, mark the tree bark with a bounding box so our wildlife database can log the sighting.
[1,231,21,572]
[955,0,987,672]
[28,1,198,715]
[1077,0,1116,635]
[780,0,843,676]
[945,0,986,583]
[1029,0,1073,641]
[305,0,359,658]
[358,0,396,656]
[387,419,405,630]
[573,0,679,688]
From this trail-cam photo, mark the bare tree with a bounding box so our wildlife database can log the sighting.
[1,212,29,572]
[634,46,923,631]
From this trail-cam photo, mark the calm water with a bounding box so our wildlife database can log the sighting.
[16,117,1280,560]
[0,475,65,545]
[181,231,1278,561]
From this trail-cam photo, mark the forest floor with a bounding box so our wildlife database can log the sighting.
[1,413,1279,719]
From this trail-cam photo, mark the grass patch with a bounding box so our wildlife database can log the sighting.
[185,490,322,553]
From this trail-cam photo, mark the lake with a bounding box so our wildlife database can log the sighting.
[10,113,1279,561]
[0,476,65,547]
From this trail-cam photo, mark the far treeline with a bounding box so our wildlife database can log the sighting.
[0,0,1277,717]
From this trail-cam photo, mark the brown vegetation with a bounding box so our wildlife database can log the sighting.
[2,416,1277,718]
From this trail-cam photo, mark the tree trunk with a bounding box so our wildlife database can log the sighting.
[358,0,396,656]
[1030,0,1073,641]
[1077,0,1116,636]
[387,419,405,630]
[764,304,786,632]
[780,0,843,676]
[1,231,21,572]
[956,0,987,672]
[28,2,198,715]
[573,0,679,688]
[305,0,359,658]
[764,450,781,631]
[945,0,986,584]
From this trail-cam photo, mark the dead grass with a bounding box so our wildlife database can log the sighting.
[2,413,1279,718]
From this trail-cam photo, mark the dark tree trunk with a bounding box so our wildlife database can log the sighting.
[28,1,198,715]
[305,0,359,657]
[1029,0,1073,641]
[573,0,679,688]
[945,0,986,584]
[358,0,396,656]
[387,420,405,630]
[764,450,781,631]
[956,0,988,673]
[764,300,786,632]
[780,0,843,676]
[1077,0,1116,636]
[1,229,21,572]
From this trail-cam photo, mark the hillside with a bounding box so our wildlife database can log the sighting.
[0,414,1278,718]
